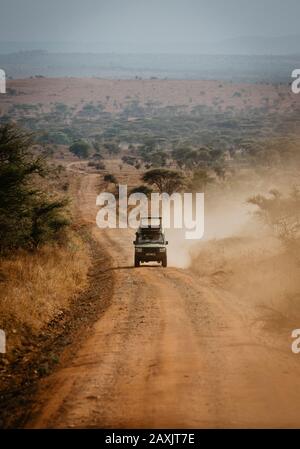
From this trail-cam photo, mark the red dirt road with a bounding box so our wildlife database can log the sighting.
[27,173,300,428]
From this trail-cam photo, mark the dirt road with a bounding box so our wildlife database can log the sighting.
[27,173,300,428]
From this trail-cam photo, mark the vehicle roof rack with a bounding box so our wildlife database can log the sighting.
[140,217,162,229]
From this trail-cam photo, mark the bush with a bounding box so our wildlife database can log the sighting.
[88,161,105,170]
[104,174,118,185]
[69,140,91,158]
[0,124,70,253]
[247,188,300,249]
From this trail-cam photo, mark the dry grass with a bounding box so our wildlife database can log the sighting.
[0,232,90,351]
[3,78,295,115]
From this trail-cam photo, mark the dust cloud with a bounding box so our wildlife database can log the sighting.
[167,168,300,334]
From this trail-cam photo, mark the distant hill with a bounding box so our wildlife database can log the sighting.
[213,35,300,55]
[0,51,298,82]
[0,35,300,55]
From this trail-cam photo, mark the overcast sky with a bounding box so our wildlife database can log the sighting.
[0,0,300,52]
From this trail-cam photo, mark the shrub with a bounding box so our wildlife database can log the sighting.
[0,124,70,253]
[247,188,300,249]
[69,140,91,158]
[104,174,118,185]
[88,161,105,170]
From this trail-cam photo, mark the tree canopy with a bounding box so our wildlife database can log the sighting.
[142,169,186,195]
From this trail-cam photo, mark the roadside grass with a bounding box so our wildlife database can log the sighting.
[0,231,90,353]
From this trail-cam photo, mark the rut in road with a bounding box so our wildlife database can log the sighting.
[27,173,300,428]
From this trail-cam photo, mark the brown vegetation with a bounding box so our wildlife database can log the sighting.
[0,234,90,353]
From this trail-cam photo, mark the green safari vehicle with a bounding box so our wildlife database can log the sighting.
[133,217,168,267]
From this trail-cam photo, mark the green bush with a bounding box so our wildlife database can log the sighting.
[69,140,91,158]
[0,124,70,253]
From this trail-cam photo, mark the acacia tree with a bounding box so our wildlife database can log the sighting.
[0,124,69,252]
[142,169,186,195]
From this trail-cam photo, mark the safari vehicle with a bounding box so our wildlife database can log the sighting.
[133,217,168,267]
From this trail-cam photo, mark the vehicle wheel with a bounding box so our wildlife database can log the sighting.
[134,256,140,267]
[162,255,167,267]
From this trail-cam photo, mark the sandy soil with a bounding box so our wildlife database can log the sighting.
[25,170,300,429]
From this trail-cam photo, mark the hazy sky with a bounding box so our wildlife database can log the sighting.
[0,0,300,52]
